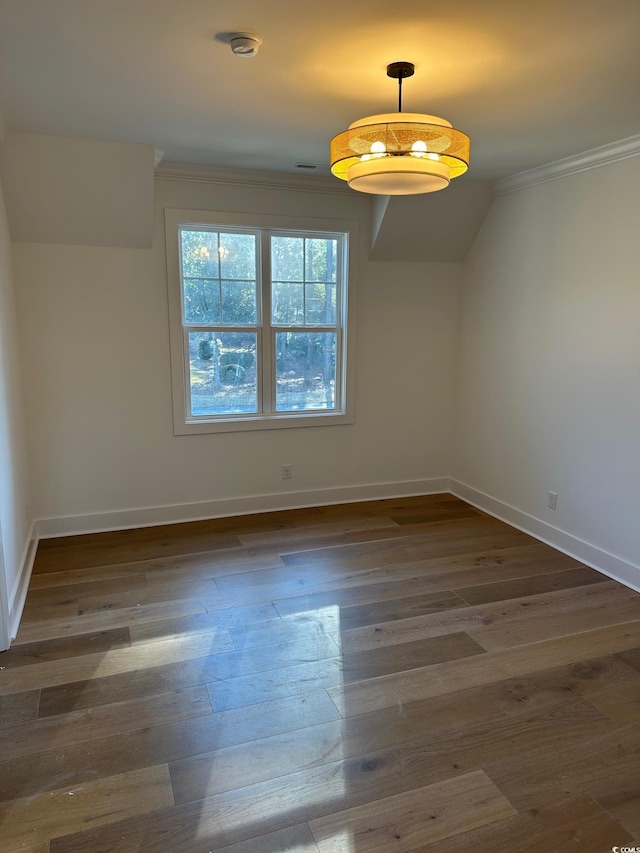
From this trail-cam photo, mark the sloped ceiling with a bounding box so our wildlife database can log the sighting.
[370,179,494,262]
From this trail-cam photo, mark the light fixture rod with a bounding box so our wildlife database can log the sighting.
[386,61,415,113]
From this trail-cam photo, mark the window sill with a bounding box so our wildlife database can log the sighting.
[174,410,354,435]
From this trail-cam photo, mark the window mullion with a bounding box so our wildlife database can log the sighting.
[260,231,272,414]
[302,237,307,325]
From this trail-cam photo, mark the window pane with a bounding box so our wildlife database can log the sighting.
[183,278,220,324]
[305,238,338,283]
[219,232,256,280]
[272,281,303,324]
[271,236,303,282]
[181,230,219,278]
[221,280,257,324]
[305,282,336,324]
[188,332,258,416]
[275,331,337,412]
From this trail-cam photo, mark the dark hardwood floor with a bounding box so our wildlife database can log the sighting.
[1,494,639,852]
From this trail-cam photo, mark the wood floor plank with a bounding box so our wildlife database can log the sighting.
[23,573,147,609]
[0,764,174,853]
[339,580,622,654]
[236,514,400,546]
[33,521,245,573]
[207,657,343,711]
[206,632,483,713]
[616,645,640,673]
[315,494,462,518]
[590,774,640,837]
[37,631,339,717]
[271,546,584,618]
[467,581,640,650]
[484,723,640,812]
[169,686,505,804]
[33,532,243,576]
[480,654,640,714]
[454,565,604,606]
[386,502,483,526]
[170,694,607,805]
[15,598,220,645]
[339,633,485,682]
[336,589,468,631]
[27,560,149,590]
[328,620,640,717]
[229,612,341,651]
[0,628,235,696]
[417,793,634,853]
[18,597,79,623]
[0,690,341,805]
[0,626,131,668]
[49,759,357,851]
[15,590,277,645]
[0,685,212,761]
[0,690,40,728]
[579,670,640,724]
[75,575,220,616]
[26,548,286,590]
[279,514,526,559]
[29,539,274,589]
[308,770,516,852]
[211,824,321,852]
[279,523,529,573]
[128,601,279,643]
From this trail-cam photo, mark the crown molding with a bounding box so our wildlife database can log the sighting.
[0,111,8,143]
[155,161,351,196]
[494,133,640,196]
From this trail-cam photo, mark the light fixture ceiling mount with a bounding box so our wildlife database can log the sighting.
[330,61,470,195]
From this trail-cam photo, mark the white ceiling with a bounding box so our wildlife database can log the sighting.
[1,0,639,182]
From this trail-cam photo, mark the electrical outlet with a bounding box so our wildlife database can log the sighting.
[547,491,558,510]
[282,464,293,480]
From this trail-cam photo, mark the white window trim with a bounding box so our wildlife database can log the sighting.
[164,208,357,435]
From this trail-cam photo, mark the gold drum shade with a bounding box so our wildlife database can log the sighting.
[330,112,470,195]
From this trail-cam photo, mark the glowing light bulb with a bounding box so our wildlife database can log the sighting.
[428,152,440,161]
[361,140,388,162]
[411,140,427,158]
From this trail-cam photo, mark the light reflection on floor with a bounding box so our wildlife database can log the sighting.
[196,604,350,850]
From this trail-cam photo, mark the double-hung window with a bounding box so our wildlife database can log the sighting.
[165,210,356,434]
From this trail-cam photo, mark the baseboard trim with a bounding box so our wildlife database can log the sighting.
[8,519,38,640]
[36,478,452,539]
[450,480,640,593]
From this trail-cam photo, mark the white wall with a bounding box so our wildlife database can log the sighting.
[14,172,462,532]
[0,133,156,248]
[0,172,32,646]
[453,157,640,585]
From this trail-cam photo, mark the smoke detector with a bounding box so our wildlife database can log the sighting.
[229,33,262,58]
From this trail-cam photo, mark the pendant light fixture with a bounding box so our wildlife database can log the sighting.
[329,62,470,195]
